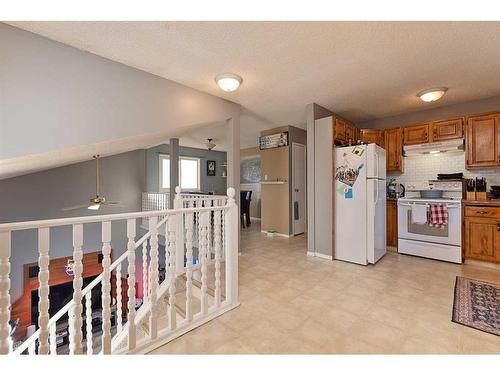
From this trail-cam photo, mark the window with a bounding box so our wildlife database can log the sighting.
[159,155,200,191]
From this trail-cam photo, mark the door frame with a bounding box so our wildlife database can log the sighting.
[292,142,307,235]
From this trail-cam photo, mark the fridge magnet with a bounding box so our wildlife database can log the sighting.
[344,187,353,199]
[335,165,361,187]
[352,146,365,157]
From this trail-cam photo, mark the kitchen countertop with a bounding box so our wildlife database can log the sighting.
[462,199,500,206]
[386,197,398,201]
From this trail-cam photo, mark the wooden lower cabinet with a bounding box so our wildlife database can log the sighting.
[386,200,398,247]
[463,203,500,263]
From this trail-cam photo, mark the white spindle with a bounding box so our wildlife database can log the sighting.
[200,211,209,315]
[37,227,50,354]
[28,341,36,355]
[142,240,148,303]
[85,293,93,355]
[174,187,185,275]
[224,188,239,304]
[116,263,122,333]
[0,231,12,354]
[126,218,136,350]
[214,209,222,307]
[185,211,194,321]
[148,216,159,339]
[69,224,83,355]
[49,322,57,355]
[101,221,112,354]
[167,215,177,330]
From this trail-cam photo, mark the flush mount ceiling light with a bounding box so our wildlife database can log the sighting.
[215,73,242,92]
[205,138,216,151]
[417,87,448,102]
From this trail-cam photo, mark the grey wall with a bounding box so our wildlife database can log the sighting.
[359,95,500,129]
[146,144,227,195]
[0,150,146,301]
[0,23,239,161]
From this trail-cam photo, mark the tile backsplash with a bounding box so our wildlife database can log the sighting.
[388,152,500,188]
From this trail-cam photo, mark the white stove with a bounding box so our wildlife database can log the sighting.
[397,180,463,263]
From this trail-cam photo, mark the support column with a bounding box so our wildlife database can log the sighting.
[169,138,180,208]
[226,116,241,251]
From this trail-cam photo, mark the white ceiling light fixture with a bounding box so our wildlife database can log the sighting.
[215,73,242,92]
[417,87,448,102]
[205,138,216,151]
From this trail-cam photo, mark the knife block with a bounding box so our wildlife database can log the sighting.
[476,192,487,201]
[466,191,476,201]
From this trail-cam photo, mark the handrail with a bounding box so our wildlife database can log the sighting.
[0,205,225,232]
[12,204,226,354]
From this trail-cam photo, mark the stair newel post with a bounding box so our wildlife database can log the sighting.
[142,240,149,303]
[37,227,50,354]
[0,231,11,354]
[224,188,239,305]
[148,216,159,339]
[200,210,209,315]
[49,321,57,355]
[214,209,222,308]
[184,208,194,322]
[100,221,112,354]
[69,224,84,354]
[174,187,185,275]
[115,263,122,333]
[126,218,136,350]
[167,214,177,330]
[84,293,93,354]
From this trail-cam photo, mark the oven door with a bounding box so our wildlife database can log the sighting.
[397,201,461,246]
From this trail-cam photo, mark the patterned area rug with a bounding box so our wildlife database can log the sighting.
[452,276,500,337]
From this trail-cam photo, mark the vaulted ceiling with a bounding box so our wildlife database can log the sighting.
[6,21,500,151]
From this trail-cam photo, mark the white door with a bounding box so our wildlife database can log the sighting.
[292,143,306,235]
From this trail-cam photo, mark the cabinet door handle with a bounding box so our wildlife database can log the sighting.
[476,211,488,214]
[497,223,500,232]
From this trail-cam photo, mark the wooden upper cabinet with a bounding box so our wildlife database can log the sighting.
[403,123,430,145]
[385,127,403,172]
[360,129,385,148]
[466,113,500,169]
[334,118,347,142]
[431,118,464,142]
[345,123,355,142]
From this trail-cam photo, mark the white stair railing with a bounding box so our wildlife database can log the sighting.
[0,187,238,355]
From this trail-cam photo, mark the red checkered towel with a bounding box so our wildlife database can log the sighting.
[428,204,448,229]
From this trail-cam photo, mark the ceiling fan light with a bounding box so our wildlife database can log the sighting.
[215,73,242,92]
[417,87,448,102]
[88,204,100,210]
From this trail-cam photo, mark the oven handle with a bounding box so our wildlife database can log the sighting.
[398,202,461,208]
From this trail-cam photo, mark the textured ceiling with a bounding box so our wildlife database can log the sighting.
[7,21,500,147]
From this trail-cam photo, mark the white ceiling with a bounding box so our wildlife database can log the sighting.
[6,21,500,150]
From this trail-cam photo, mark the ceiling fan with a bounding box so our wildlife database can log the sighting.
[62,155,123,211]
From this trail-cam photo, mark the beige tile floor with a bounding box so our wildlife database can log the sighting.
[150,223,500,354]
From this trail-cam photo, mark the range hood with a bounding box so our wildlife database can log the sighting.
[403,139,464,156]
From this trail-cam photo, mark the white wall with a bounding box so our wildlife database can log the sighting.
[389,152,500,187]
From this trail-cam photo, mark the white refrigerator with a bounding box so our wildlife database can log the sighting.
[334,144,387,265]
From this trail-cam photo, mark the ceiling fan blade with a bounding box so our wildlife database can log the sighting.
[62,204,90,211]
[104,201,124,207]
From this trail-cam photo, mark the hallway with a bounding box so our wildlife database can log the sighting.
[150,223,500,354]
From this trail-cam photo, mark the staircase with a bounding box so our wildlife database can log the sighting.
[0,187,239,355]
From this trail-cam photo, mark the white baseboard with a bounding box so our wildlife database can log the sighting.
[306,251,333,260]
[250,216,261,221]
[261,230,291,238]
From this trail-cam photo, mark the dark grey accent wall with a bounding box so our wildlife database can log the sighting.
[0,150,146,301]
[359,95,500,129]
[145,144,227,195]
